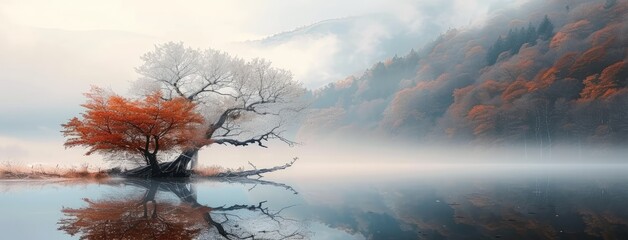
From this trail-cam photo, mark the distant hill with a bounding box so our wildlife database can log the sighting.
[299,0,627,145]
[241,14,442,88]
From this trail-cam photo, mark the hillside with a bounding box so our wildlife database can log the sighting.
[300,0,627,145]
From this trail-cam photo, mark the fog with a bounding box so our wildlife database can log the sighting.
[3,133,625,179]
[0,0,513,141]
[0,0,625,175]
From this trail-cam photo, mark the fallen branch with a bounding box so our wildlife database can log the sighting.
[220,177,299,195]
[215,157,297,178]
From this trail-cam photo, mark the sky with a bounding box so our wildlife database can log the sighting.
[0,0,516,166]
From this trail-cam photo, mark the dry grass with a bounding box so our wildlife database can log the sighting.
[1,162,248,179]
[0,162,109,180]
[192,165,225,177]
[193,165,246,177]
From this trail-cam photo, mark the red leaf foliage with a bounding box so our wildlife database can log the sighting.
[62,87,207,157]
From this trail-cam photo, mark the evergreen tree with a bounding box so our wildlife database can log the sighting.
[537,15,554,40]
[486,36,505,65]
[526,22,537,45]
[486,16,553,66]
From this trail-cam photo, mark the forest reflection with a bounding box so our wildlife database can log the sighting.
[44,166,628,240]
[302,173,628,240]
[57,179,304,239]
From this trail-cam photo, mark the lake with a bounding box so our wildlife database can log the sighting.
[1,163,627,239]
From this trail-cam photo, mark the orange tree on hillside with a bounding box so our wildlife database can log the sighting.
[62,87,207,177]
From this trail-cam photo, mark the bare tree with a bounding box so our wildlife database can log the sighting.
[131,42,306,176]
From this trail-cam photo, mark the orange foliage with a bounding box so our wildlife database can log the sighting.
[501,79,528,101]
[476,80,508,103]
[466,105,497,136]
[525,52,580,92]
[540,67,558,85]
[579,61,625,100]
[529,67,558,91]
[570,45,607,75]
[562,19,592,33]
[589,23,620,46]
[62,87,206,159]
[580,75,603,100]
[550,32,570,49]
[449,86,475,117]
[554,52,578,71]
[550,20,592,49]
[599,61,626,83]
[59,198,209,239]
[479,80,508,92]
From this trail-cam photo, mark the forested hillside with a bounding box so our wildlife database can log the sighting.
[300,0,627,145]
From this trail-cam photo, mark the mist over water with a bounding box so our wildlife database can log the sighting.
[2,134,628,239]
[3,134,626,175]
[2,161,628,239]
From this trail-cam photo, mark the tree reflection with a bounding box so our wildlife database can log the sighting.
[58,179,305,239]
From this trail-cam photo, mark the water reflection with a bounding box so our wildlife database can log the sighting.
[300,172,628,240]
[2,166,627,239]
[57,179,305,239]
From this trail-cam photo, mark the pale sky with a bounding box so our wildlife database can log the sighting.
[0,0,512,166]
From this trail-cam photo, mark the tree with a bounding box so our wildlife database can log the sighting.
[62,87,206,177]
[59,198,206,240]
[486,17,549,66]
[133,42,306,175]
[537,15,554,41]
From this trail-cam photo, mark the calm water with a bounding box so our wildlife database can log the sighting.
[1,164,628,240]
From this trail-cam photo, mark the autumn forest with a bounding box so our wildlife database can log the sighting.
[305,0,627,145]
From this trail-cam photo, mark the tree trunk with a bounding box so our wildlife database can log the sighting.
[141,181,159,218]
[146,154,163,177]
[123,149,296,179]
[190,153,198,169]
[123,149,198,178]
[160,148,199,177]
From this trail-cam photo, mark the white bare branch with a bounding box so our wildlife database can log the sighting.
[135,42,306,149]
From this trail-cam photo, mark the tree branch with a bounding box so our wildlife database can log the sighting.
[212,126,296,148]
[215,157,298,178]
